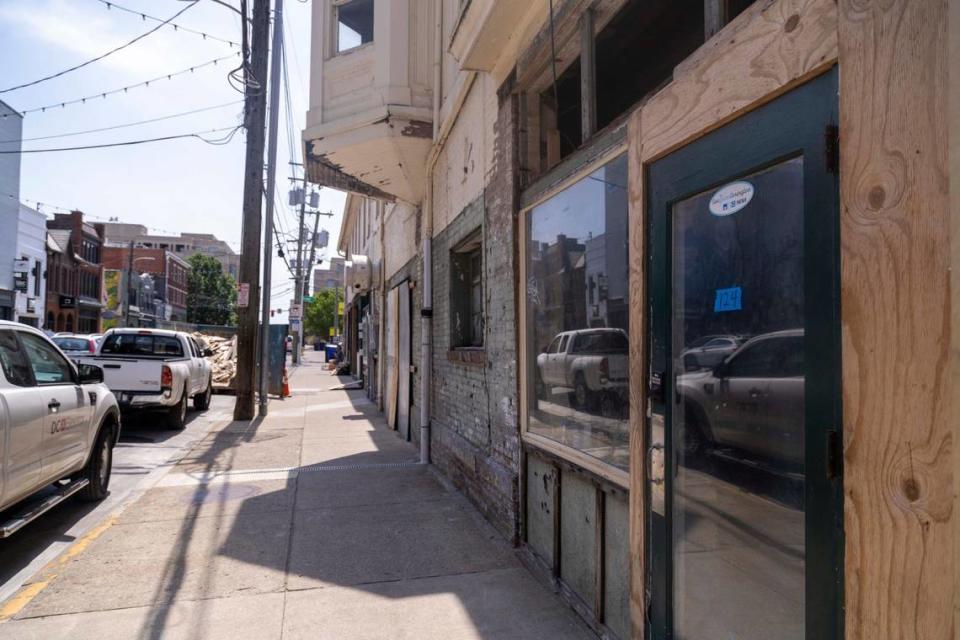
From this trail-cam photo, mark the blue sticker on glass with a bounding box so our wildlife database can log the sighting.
[714,287,742,312]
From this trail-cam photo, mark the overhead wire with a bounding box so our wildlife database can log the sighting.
[0,100,244,143]
[0,1,201,94]
[1,126,243,154]
[14,53,241,116]
[93,0,239,48]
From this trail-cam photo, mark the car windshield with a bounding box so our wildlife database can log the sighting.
[100,334,184,357]
[53,337,90,352]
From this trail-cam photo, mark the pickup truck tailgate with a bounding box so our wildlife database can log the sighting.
[607,355,628,381]
[78,357,164,392]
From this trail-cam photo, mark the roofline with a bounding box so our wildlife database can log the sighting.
[0,98,23,120]
[337,193,358,254]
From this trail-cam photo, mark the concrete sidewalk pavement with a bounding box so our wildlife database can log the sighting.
[0,351,595,640]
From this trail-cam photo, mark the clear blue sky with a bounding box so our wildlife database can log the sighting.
[0,0,345,319]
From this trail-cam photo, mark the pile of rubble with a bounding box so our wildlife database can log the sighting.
[194,333,237,391]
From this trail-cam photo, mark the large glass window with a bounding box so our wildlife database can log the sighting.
[524,153,629,470]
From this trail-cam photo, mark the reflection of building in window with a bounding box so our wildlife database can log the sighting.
[336,0,374,53]
[450,230,483,348]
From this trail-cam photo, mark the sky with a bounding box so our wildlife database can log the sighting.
[0,0,346,322]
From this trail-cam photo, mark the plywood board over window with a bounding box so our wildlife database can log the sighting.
[626,0,953,637]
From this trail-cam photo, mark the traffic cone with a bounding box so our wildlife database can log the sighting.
[281,366,290,398]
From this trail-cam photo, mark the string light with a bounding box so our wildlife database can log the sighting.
[16,53,241,116]
[96,0,239,48]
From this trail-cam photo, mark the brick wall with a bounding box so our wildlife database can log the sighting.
[429,90,521,542]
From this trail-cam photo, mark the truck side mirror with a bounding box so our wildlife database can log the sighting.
[78,363,104,384]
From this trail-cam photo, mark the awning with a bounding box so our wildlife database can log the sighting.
[304,150,396,202]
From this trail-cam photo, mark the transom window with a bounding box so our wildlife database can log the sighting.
[335,0,374,54]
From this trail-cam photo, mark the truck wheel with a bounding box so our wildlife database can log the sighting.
[193,377,212,411]
[573,373,591,411]
[166,386,188,430]
[79,424,113,502]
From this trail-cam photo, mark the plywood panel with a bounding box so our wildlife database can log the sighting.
[397,283,411,440]
[386,286,399,429]
[837,1,952,638]
[640,0,838,163]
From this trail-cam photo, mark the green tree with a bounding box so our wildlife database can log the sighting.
[186,254,237,326]
[304,288,337,339]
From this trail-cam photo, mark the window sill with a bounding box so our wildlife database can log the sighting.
[447,348,485,366]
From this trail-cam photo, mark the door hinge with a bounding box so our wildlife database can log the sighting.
[825,124,839,174]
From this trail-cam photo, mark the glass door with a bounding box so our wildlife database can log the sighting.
[646,68,842,640]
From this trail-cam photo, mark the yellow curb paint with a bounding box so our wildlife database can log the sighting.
[0,514,118,623]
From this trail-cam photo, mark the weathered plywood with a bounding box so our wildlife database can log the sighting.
[950,0,960,634]
[626,107,647,640]
[640,0,838,163]
[838,1,953,638]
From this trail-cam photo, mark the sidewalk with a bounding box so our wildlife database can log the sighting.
[0,351,595,640]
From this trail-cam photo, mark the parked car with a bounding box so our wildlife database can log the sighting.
[0,322,120,537]
[536,328,629,410]
[52,334,101,359]
[77,328,213,430]
[679,334,745,371]
[676,329,804,466]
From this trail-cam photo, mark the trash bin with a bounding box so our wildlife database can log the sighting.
[325,344,338,361]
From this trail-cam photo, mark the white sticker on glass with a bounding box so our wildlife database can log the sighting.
[709,181,754,216]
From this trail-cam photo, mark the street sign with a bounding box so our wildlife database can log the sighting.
[289,303,302,319]
[237,283,250,308]
[12,259,30,273]
[329,327,335,337]
[302,296,314,304]
[337,301,344,315]
[289,319,301,331]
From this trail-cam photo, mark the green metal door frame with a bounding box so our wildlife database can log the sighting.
[645,67,842,640]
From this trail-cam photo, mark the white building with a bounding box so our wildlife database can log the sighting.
[0,99,23,320]
[13,204,47,328]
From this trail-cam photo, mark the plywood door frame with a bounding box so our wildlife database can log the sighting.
[626,0,840,636]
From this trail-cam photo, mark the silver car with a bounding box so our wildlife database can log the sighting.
[52,334,101,360]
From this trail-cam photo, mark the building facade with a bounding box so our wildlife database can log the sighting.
[45,211,103,334]
[101,246,191,325]
[312,255,345,293]
[0,99,23,320]
[13,205,47,328]
[100,223,240,282]
[310,1,956,639]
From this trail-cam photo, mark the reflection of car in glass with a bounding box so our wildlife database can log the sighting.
[680,335,744,371]
[536,328,628,409]
[676,329,804,467]
[52,334,100,359]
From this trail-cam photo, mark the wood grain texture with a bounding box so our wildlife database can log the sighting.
[838,1,953,638]
[626,107,647,640]
[950,1,960,633]
[640,0,838,163]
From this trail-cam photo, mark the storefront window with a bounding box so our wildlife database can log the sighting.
[524,153,629,470]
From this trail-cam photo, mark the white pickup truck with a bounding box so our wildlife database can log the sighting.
[78,328,213,430]
[0,322,120,537]
[536,328,630,410]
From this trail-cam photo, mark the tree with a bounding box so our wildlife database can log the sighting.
[186,254,237,326]
[303,287,337,339]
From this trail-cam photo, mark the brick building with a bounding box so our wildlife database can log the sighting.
[45,211,103,334]
[101,246,190,323]
[310,1,956,639]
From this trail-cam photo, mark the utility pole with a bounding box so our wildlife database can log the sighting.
[123,240,134,327]
[257,0,283,417]
[234,0,271,421]
[291,173,307,365]
[304,211,320,298]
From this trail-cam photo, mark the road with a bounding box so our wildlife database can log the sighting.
[0,395,233,608]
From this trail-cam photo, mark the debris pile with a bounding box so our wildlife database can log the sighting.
[194,333,237,391]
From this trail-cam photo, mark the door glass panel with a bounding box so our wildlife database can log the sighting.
[671,157,806,640]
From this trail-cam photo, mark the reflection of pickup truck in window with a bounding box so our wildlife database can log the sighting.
[77,329,213,430]
[536,328,629,409]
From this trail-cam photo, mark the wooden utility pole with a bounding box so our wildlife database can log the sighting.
[123,240,134,327]
[234,0,271,420]
[291,173,307,365]
[304,210,320,298]
[258,0,283,417]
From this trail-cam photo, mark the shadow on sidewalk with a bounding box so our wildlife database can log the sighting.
[132,371,590,640]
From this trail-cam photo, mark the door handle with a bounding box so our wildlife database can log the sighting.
[48,399,61,412]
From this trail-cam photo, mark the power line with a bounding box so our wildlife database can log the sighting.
[0,100,243,143]
[1,126,242,154]
[14,53,241,116]
[94,0,239,48]
[0,2,201,94]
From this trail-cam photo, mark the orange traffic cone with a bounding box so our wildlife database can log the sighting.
[281,366,290,398]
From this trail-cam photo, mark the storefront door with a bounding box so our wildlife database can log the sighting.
[645,69,842,640]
